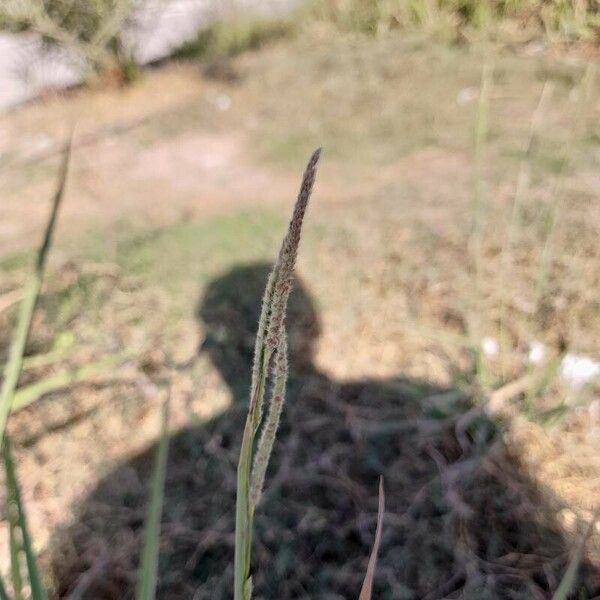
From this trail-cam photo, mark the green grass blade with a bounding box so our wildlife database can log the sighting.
[552,513,598,600]
[3,438,47,600]
[0,141,71,449]
[0,574,12,600]
[234,419,255,600]
[8,508,24,600]
[11,353,129,413]
[136,397,170,600]
[552,545,584,600]
[0,140,70,600]
[7,506,23,600]
[468,59,493,390]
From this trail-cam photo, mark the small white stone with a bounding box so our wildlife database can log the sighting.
[482,336,499,358]
[588,399,600,420]
[215,94,232,112]
[457,87,478,105]
[560,353,600,389]
[528,341,546,365]
[523,41,545,56]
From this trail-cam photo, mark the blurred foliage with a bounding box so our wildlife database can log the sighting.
[0,0,123,39]
[0,0,135,78]
[175,17,294,61]
[1,0,597,86]
[46,0,117,43]
[306,0,600,43]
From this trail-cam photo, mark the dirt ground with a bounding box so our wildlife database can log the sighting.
[0,29,599,598]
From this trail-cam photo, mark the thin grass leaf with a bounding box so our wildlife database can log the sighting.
[468,59,493,390]
[3,438,46,600]
[234,419,255,600]
[4,348,70,375]
[0,141,70,600]
[0,140,71,449]
[359,478,385,600]
[0,574,11,600]
[234,148,321,600]
[552,513,598,600]
[8,504,24,600]
[498,80,553,375]
[534,63,596,313]
[0,290,24,316]
[11,352,130,412]
[136,396,170,600]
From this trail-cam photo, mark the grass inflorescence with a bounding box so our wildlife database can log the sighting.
[234,148,321,600]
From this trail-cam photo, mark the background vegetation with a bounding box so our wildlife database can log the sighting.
[0,0,599,598]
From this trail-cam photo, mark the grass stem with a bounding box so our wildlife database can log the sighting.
[136,394,170,600]
[0,142,71,449]
[234,149,321,600]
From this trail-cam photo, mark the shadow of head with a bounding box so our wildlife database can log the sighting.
[197,262,321,395]
[47,263,599,599]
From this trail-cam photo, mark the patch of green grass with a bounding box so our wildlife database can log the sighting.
[71,210,289,325]
[246,38,479,166]
[39,272,107,329]
[260,134,319,167]
[532,149,571,174]
[303,0,600,44]
[2,210,293,362]
[175,17,294,61]
[236,33,588,177]
[0,250,30,274]
[116,212,283,280]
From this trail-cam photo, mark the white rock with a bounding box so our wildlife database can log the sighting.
[215,94,232,112]
[457,87,478,105]
[482,336,499,358]
[528,341,546,365]
[588,399,600,420]
[560,353,600,389]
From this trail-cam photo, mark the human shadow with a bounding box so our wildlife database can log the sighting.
[48,263,599,599]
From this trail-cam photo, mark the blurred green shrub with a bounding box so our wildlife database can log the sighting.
[0,0,136,79]
[175,17,293,61]
[305,0,600,43]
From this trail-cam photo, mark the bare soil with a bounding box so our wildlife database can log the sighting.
[0,31,599,599]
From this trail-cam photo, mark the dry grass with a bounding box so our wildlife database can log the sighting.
[38,260,599,598]
[304,0,600,46]
[0,26,598,600]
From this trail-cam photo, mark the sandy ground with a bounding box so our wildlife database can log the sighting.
[0,32,599,597]
[0,65,302,258]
